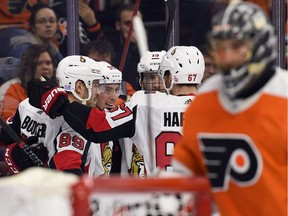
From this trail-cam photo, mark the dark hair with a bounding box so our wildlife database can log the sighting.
[29,3,56,27]
[115,4,136,22]
[19,44,56,90]
[198,43,213,58]
[81,40,116,64]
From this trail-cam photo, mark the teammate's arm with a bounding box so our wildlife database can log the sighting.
[28,79,135,142]
[60,102,94,141]
[61,102,135,143]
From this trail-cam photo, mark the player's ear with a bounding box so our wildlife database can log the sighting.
[75,80,85,94]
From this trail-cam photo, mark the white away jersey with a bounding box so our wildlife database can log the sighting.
[87,91,195,175]
[8,98,64,162]
[10,99,114,176]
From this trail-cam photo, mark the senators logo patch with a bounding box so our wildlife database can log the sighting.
[80,56,86,63]
[171,48,177,55]
[198,133,263,192]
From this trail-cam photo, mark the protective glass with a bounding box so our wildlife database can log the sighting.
[98,83,122,97]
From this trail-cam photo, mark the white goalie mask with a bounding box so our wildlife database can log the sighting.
[98,61,122,95]
[159,46,205,93]
[56,55,102,105]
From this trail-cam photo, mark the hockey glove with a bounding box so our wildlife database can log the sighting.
[28,77,57,109]
[4,136,48,174]
[27,78,69,118]
[40,87,68,118]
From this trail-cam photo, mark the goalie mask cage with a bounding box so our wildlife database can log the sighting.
[72,176,212,216]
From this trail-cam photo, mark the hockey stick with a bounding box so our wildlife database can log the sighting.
[133,16,148,57]
[133,16,154,174]
[163,0,176,50]
[119,0,141,71]
[118,0,141,96]
[0,117,44,167]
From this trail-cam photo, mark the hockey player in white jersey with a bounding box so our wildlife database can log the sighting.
[120,50,166,177]
[2,56,102,172]
[45,58,123,176]
[27,46,205,176]
[85,61,123,175]
[137,50,166,92]
[1,55,105,175]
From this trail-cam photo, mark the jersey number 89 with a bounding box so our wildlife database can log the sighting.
[59,133,85,150]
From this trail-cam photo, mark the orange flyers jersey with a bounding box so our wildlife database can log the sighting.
[0,1,48,26]
[0,78,27,121]
[173,68,287,216]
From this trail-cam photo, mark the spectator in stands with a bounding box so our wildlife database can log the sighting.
[102,3,157,92]
[0,57,21,86]
[49,0,101,56]
[8,3,63,64]
[81,39,116,64]
[0,0,49,57]
[0,44,56,121]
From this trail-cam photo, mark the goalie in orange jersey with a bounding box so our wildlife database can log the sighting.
[172,1,287,216]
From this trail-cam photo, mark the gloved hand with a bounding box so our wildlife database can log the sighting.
[4,136,48,174]
[27,77,69,118]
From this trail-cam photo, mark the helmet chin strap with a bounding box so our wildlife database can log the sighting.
[162,71,174,95]
[71,89,92,105]
[163,80,173,95]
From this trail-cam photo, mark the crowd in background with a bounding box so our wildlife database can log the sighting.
[0,1,287,215]
[0,0,286,170]
[0,0,285,171]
